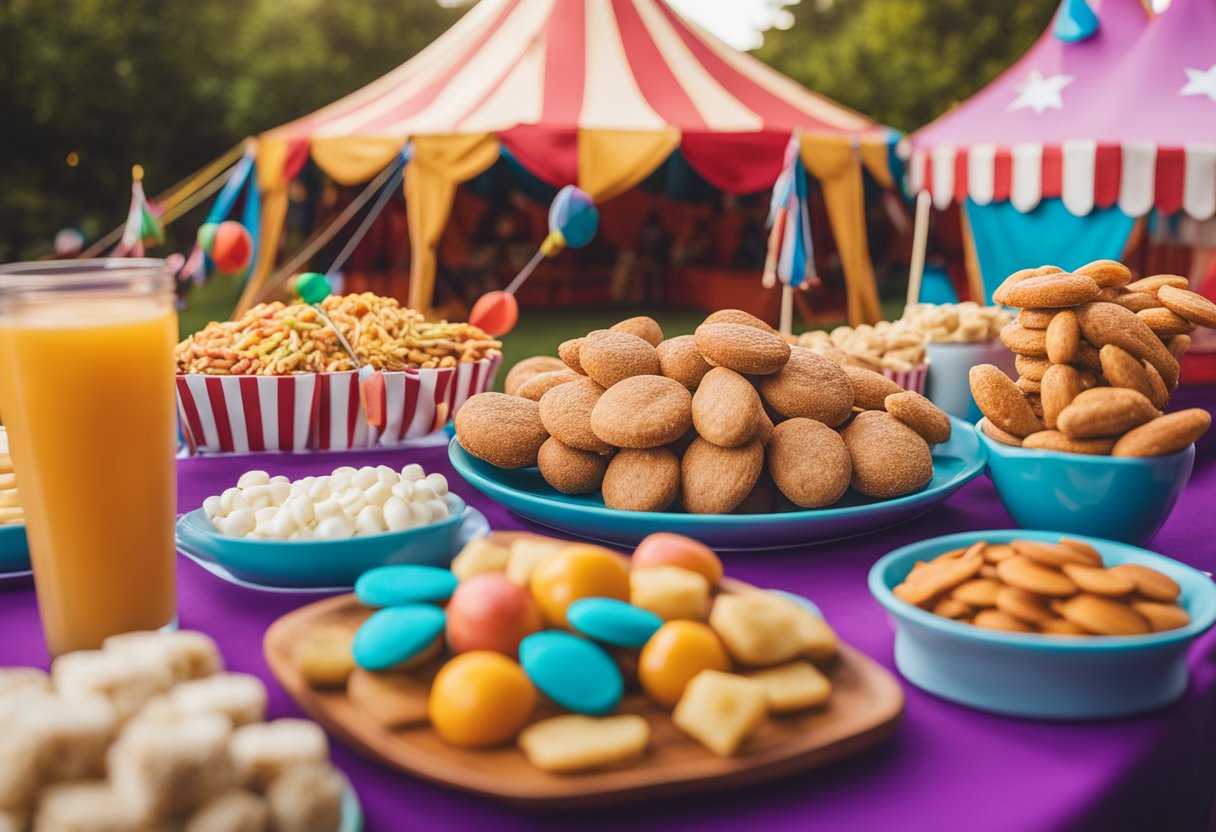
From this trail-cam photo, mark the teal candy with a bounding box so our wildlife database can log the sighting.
[355,565,457,608]
[519,631,623,715]
[352,604,446,671]
[567,598,663,648]
[295,271,332,304]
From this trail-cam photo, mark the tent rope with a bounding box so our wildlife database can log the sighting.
[250,156,406,306]
[325,154,408,278]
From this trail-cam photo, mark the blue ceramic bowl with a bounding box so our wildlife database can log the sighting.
[977,425,1194,546]
[925,340,1017,422]
[176,493,467,589]
[448,416,986,551]
[0,523,29,575]
[870,529,1216,720]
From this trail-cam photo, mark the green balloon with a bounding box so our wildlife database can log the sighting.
[197,222,219,255]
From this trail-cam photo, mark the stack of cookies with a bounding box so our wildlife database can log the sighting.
[457,310,953,514]
[971,260,1215,456]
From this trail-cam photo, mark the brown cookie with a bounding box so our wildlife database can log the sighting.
[991,265,1064,306]
[766,418,852,508]
[517,369,582,401]
[590,375,692,449]
[844,366,905,411]
[1074,341,1103,372]
[455,393,548,469]
[969,364,1043,438]
[1136,307,1196,338]
[996,556,1077,597]
[1158,285,1216,328]
[973,610,1035,633]
[1075,302,1179,388]
[1168,334,1192,363]
[1131,601,1191,632]
[1017,308,1057,330]
[579,329,661,388]
[656,335,713,390]
[602,448,680,512]
[537,437,610,495]
[754,406,775,446]
[1015,355,1052,381]
[694,323,791,375]
[680,437,764,514]
[505,356,568,397]
[733,472,780,514]
[1111,409,1211,457]
[1059,563,1134,597]
[539,377,613,453]
[1040,363,1083,430]
[1056,594,1150,636]
[701,309,778,334]
[1001,273,1101,309]
[759,347,854,425]
[1143,361,1170,406]
[884,391,951,444]
[1016,378,1041,395]
[1098,345,1155,403]
[1074,259,1131,288]
[1125,274,1188,294]
[610,316,664,347]
[558,338,586,375]
[1045,310,1080,364]
[1025,392,1044,419]
[1022,430,1116,455]
[1107,563,1180,602]
[994,586,1054,625]
[1055,387,1159,439]
[691,368,761,448]
[1109,290,1163,313]
[840,411,933,499]
[999,322,1048,357]
[979,418,1024,447]
[952,578,1001,607]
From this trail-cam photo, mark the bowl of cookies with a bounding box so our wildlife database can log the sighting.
[870,530,1216,720]
[0,427,30,575]
[899,302,1014,421]
[176,465,487,589]
[452,311,986,549]
[175,293,501,454]
[968,260,1216,544]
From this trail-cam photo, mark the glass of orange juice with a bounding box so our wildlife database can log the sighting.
[0,259,178,655]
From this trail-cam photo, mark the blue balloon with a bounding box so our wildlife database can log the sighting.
[1054,0,1098,43]
[549,185,599,249]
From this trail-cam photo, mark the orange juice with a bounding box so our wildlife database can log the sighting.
[0,262,178,655]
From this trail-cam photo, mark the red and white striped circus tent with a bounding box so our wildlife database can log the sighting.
[242,0,898,324]
[908,0,1216,220]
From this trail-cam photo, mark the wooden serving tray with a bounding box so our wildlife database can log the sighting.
[264,533,905,809]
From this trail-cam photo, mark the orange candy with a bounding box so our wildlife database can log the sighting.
[638,621,731,707]
[632,533,724,587]
[530,545,631,628]
[428,651,536,747]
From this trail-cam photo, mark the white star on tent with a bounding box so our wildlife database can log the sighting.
[1008,70,1075,114]
[1180,64,1216,102]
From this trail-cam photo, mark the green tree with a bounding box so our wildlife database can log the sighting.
[755,0,1057,132]
[0,0,462,261]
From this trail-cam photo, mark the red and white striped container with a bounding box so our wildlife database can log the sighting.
[883,362,930,395]
[177,355,500,455]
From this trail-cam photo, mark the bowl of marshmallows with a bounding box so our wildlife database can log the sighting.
[176,464,470,588]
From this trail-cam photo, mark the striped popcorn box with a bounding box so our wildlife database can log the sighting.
[176,374,319,455]
[883,362,930,395]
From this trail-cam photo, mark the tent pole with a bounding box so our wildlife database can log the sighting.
[905,190,932,313]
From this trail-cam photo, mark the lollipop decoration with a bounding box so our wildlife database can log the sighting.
[469,185,600,337]
[199,220,254,275]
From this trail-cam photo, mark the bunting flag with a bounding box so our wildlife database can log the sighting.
[113,169,163,256]
[763,132,817,290]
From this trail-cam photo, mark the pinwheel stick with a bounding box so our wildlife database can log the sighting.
[905,190,932,313]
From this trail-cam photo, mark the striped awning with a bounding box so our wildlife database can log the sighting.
[908,0,1216,220]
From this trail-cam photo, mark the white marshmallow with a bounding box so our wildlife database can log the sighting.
[425,498,450,521]
[411,481,436,502]
[390,480,415,502]
[287,495,314,527]
[354,505,386,536]
[306,479,331,502]
[336,489,367,517]
[424,473,448,497]
[351,467,378,490]
[202,496,222,520]
[315,515,354,540]
[363,481,391,508]
[254,507,278,525]
[270,508,297,538]
[219,487,243,515]
[400,463,425,482]
[236,470,270,489]
[382,498,411,531]
[223,509,256,538]
[313,498,341,521]
[409,502,432,525]
[332,466,357,478]
[376,465,398,484]
[267,481,292,506]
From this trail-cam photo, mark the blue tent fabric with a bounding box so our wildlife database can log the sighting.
[963,197,1136,303]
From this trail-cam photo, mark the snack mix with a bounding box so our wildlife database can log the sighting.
[175,293,501,375]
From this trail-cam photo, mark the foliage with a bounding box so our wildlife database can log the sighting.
[0,0,461,260]
[754,0,1057,132]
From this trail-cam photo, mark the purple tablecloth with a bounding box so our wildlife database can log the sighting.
[3,388,1216,832]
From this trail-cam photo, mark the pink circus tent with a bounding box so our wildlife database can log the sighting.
[909,0,1216,221]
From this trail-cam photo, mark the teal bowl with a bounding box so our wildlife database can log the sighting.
[977,425,1194,546]
[870,529,1216,720]
[0,523,29,575]
[176,493,467,589]
[448,416,986,550]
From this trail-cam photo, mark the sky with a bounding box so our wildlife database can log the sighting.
[664,0,799,51]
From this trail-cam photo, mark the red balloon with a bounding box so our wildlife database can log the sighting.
[211,221,253,273]
[469,291,519,337]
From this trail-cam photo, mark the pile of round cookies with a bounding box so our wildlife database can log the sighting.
[455,310,953,513]
[894,536,1189,636]
[971,260,1215,456]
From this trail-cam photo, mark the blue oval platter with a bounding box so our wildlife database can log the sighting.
[448,415,986,550]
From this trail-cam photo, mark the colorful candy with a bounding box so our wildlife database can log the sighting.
[428,652,535,747]
[354,565,458,608]
[519,631,623,716]
[567,598,664,648]
[530,544,631,627]
[351,605,445,671]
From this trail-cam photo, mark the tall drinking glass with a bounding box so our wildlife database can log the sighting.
[0,259,178,655]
